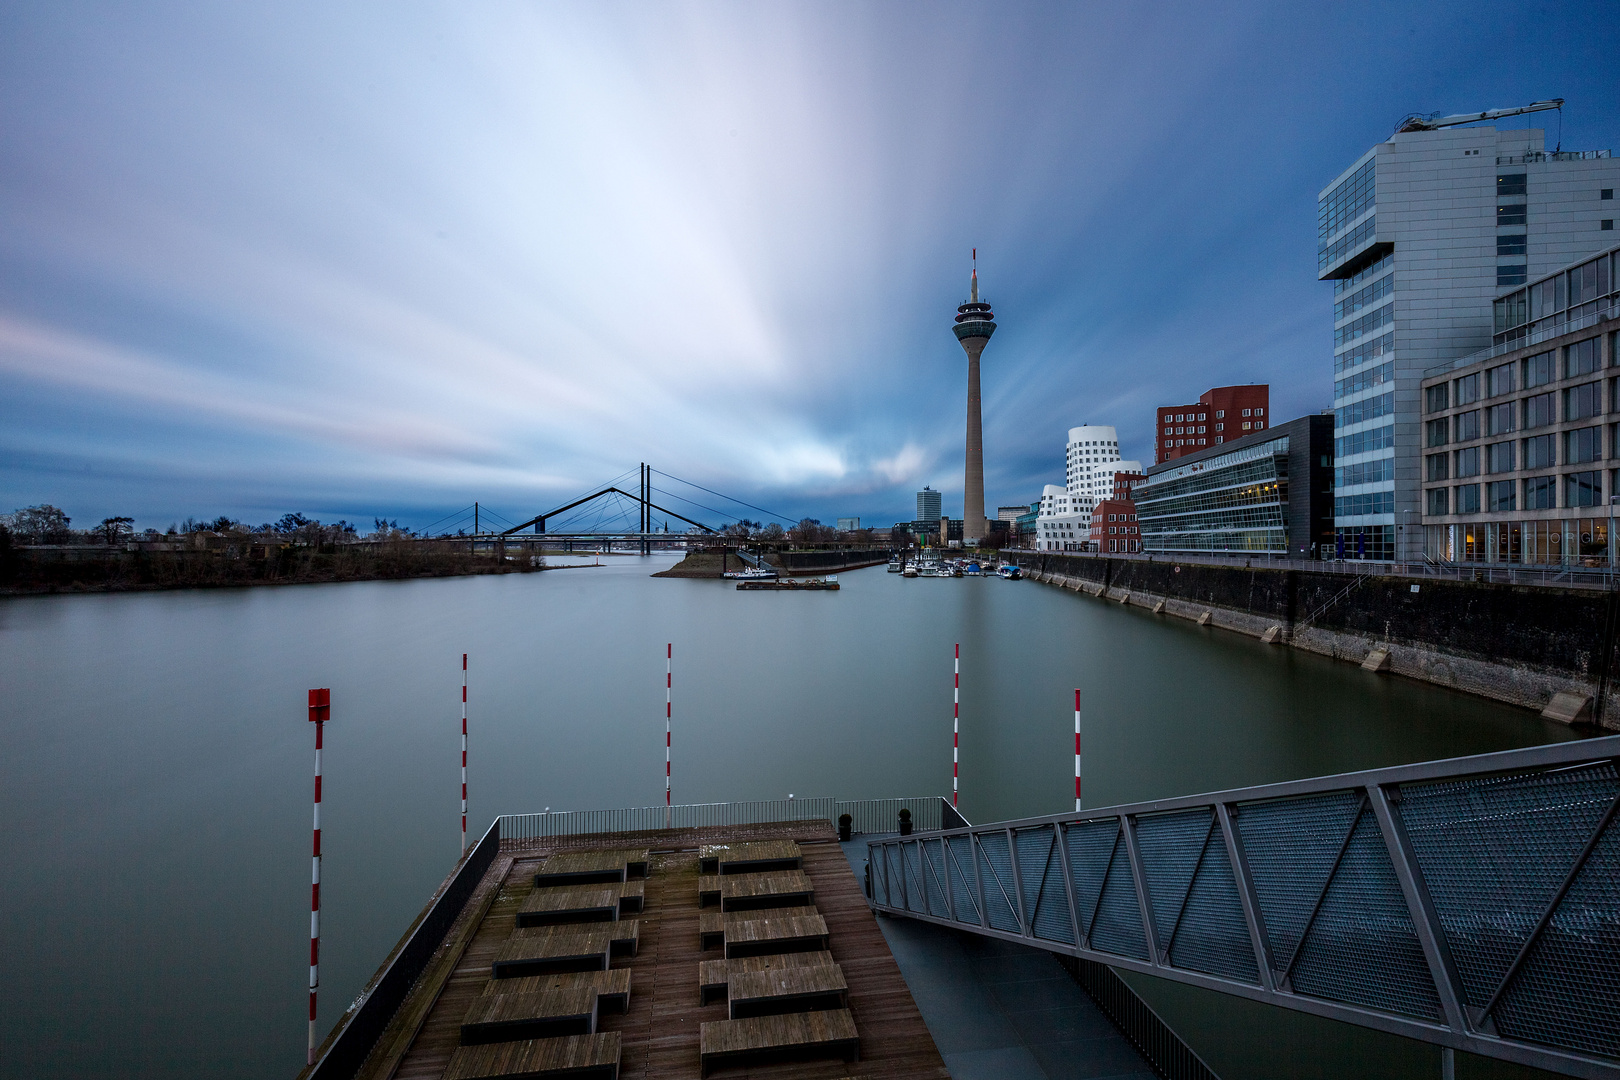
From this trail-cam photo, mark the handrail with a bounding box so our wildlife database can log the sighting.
[866,736,1620,1079]
[498,796,949,842]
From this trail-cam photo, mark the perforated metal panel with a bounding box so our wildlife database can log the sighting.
[919,837,948,917]
[1236,790,1362,967]
[1166,821,1258,984]
[1016,825,1075,945]
[946,835,980,925]
[976,831,1022,933]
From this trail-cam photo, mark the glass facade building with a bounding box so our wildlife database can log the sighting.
[1318,124,1620,561]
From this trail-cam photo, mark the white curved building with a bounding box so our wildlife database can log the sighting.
[1036,425,1143,551]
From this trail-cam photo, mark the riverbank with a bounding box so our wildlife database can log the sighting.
[654,547,894,578]
[1011,551,1620,731]
[0,544,545,595]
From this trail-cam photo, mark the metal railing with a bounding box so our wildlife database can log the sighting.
[1068,957,1220,1080]
[867,737,1620,1079]
[499,796,948,842]
[1431,296,1620,374]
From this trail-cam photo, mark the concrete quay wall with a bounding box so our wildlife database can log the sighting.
[1011,552,1618,731]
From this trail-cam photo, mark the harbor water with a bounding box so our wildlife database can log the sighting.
[0,555,1578,1079]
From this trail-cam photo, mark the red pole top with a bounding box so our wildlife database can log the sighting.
[667,643,672,658]
[463,653,467,670]
[1074,689,1081,710]
[955,643,959,658]
[308,688,330,722]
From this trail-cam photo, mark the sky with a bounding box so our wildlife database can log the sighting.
[2,2,1618,534]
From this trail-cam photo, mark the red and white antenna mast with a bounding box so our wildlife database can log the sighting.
[460,654,468,855]
[952,645,960,807]
[665,644,673,828]
[306,688,330,1066]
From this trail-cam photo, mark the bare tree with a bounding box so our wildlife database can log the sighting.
[97,516,135,545]
[9,504,72,543]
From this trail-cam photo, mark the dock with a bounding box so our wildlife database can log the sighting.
[735,577,839,591]
[316,819,948,1080]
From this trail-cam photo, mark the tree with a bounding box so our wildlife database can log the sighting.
[97,516,135,544]
[9,504,71,543]
[276,512,311,534]
[758,522,785,541]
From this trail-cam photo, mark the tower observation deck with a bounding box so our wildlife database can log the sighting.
[953,253,996,544]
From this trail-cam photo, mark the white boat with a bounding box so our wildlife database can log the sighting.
[887,556,902,572]
[723,566,777,580]
[902,564,919,577]
[997,564,1022,579]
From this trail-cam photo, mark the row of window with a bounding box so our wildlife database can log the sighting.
[1427,472,1604,515]
[1334,252,1393,298]
[1334,272,1393,323]
[1160,408,1259,424]
[1162,419,1263,436]
[1335,491,1395,517]
[1428,429,1605,479]
[1426,382,1609,445]
[1426,337,1609,413]
[1319,158,1376,248]
[1495,249,1616,335]
[1335,391,1394,428]
[1336,421,1394,459]
[1334,302,1393,349]
[1321,216,1378,274]
[1335,359,1393,400]
[1336,457,1394,488]
[1336,330,1393,376]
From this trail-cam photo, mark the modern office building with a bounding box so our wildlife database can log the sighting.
[1420,243,1619,564]
[952,255,996,544]
[1135,414,1334,556]
[836,517,860,532]
[1154,385,1270,464]
[1319,103,1620,560]
[996,505,1027,522]
[916,486,942,525]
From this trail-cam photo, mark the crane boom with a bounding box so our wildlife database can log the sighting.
[1397,99,1563,133]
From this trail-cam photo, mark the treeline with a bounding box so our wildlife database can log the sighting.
[1,503,409,546]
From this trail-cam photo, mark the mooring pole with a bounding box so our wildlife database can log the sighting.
[307,687,330,1066]
[952,644,960,808]
[665,643,673,828]
[1074,689,1082,812]
[461,653,468,856]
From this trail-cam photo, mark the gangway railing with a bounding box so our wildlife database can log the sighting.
[499,795,953,843]
[866,737,1620,1079]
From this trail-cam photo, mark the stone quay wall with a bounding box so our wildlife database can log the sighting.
[1009,552,1618,731]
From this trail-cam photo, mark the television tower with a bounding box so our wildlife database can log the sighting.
[952,250,995,544]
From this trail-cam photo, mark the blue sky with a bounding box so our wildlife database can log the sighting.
[2,2,1618,533]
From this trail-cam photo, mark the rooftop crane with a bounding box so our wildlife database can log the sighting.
[1396,98,1562,133]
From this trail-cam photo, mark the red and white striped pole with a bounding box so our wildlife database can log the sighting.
[460,653,468,855]
[1074,689,1083,812]
[307,687,330,1066]
[952,644,960,807]
[665,644,673,828]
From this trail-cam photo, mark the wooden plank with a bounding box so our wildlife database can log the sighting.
[698,840,803,875]
[720,870,815,911]
[699,1009,858,1077]
[492,926,615,979]
[723,914,830,959]
[535,849,650,887]
[727,963,848,1020]
[443,1031,621,1080]
[698,906,819,951]
[698,951,836,1006]
[460,988,600,1044]
[516,886,620,927]
[479,970,632,1015]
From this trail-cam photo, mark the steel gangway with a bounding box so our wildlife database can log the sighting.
[864,736,1620,1078]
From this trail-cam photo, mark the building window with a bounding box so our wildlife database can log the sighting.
[1485,402,1515,436]
[1567,338,1601,379]
[1523,475,1555,510]
[1487,480,1516,512]
[1242,409,1251,417]
[1487,363,1515,397]
[1567,471,1603,507]
[1566,382,1602,422]
[1457,446,1481,477]
[1254,422,1264,430]
[1426,418,1449,447]
[1523,351,1555,389]
[1455,484,1481,514]
[1426,453,1450,481]
[1523,392,1555,429]
[1525,433,1556,470]
[1455,410,1481,442]
[1497,234,1528,257]
[1497,173,1527,197]
[1216,410,1224,419]
[1487,441,1516,474]
[1497,265,1528,287]
[1456,373,1480,405]
[1566,427,1603,465]
[1497,203,1527,226]
[1426,385,1449,412]
[1605,189,1615,200]
[1603,220,1615,231]
[1427,488,1449,515]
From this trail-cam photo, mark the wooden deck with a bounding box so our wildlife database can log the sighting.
[535,848,650,886]
[714,870,815,912]
[699,840,804,876]
[359,821,948,1080]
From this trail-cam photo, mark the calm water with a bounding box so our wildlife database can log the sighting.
[0,556,1578,1079]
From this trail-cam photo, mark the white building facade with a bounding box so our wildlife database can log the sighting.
[1320,120,1620,560]
[1035,425,1144,550]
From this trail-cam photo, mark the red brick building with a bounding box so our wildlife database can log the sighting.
[1090,499,1141,553]
[1153,384,1270,464]
[1111,470,1146,501]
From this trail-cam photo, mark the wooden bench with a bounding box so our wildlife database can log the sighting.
[698,906,819,951]
[698,950,835,1005]
[698,840,803,876]
[460,987,599,1044]
[492,923,638,979]
[516,881,644,926]
[444,1031,621,1080]
[534,848,650,887]
[487,969,632,1014]
[728,963,848,1019]
[718,870,814,912]
[699,1009,858,1077]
